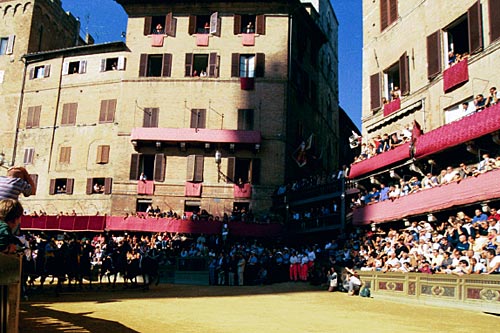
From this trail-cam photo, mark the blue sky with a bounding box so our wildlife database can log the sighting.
[62,0,362,129]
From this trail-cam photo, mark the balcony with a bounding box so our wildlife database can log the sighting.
[234,183,252,198]
[137,180,155,195]
[383,98,401,117]
[352,168,500,225]
[443,58,469,93]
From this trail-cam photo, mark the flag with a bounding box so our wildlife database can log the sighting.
[292,134,314,167]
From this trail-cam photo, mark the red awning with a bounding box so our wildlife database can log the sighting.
[348,142,411,179]
[414,103,500,158]
[131,128,261,144]
[443,58,469,93]
[21,216,106,232]
[353,168,500,225]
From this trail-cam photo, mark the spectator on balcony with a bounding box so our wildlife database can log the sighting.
[399,179,410,196]
[458,163,472,179]
[154,24,164,34]
[388,185,400,201]
[421,173,438,189]
[472,209,488,225]
[379,183,390,202]
[474,94,487,111]
[477,154,495,174]
[442,166,458,184]
[139,172,147,181]
[381,97,389,105]
[470,257,486,274]
[376,134,391,154]
[448,51,457,66]
[437,169,447,185]
[486,87,499,106]
[485,249,500,274]
[488,208,500,221]
[390,87,400,100]
[389,133,403,148]
[246,21,255,34]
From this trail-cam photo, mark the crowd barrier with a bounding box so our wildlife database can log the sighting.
[358,271,500,314]
[0,253,21,333]
[20,215,283,237]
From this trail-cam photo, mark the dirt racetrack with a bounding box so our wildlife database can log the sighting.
[20,282,500,333]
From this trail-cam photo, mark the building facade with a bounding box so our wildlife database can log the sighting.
[0,0,81,169]
[10,0,341,218]
[351,0,500,226]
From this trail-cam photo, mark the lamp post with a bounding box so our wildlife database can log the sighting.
[215,150,222,182]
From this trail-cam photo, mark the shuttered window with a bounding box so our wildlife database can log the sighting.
[426,30,442,80]
[255,15,266,35]
[96,145,110,164]
[23,148,34,165]
[26,106,41,128]
[399,52,410,96]
[238,109,254,130]
[50,178,74,195]
[130,154,140,180]
[162,53,172,77]
[370,73,381,111]
[99,99,116,123]
[185,53,193,77]
[381,0,398,31]
[165,12,177,37]
[59,147,71,164]
[190,109,206,129]
[233,14,242,35]
[208,52,219,77]
[251,158,261,184]
[154,153,166,182]
[29,174,38,195]
[61,103,77,125]
[186,155,204,182]
[188,15,197,35]
[468,0,483,54]
[255,53,265,77]
[231,53,240,77]
[226,157,235,183]
[490,0,500,43]
[143,107,159,127]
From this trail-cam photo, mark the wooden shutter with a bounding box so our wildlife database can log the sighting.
[130,154,140,180]
[99,100,107,122]
[97,145,110,164]
[185,53,193,77]
[27,106,35,128]
[380,0,388,31]
[190,109,199,128]
[226,157,235,183]
[256,15,265,35]
[66,178,74,194]
[43,64,51,77]
[251,158,261,184]
[426,30,442,80]
[209,52,218,77]
[144,16,152,35]
[234,14,241,34]
[23,148,34,164]
[154,153,166,182]
[389,0,398,25]
[60,147,71,164]
[86,178,93,194]
[490,0,500,42]
[29,174,38,195]
[33,106,41,127]
[162,53,172,77]
[238,109,254,130]
[255,53,265,77]
[49,179,56,195]
[69,103,77,124]
[399,52,410,95]
[198,109,206,128]
[107,99,116,122]
[231,53,240,77]
[166,12,176,37]
[6,35,15,55]
[151,108,159,127]
[62,62,69,75]
[188,15,196,35]
[139,54,148,77]
[61,104,69,125]
[29,68,35,80]
[468,0,483,54]
[370,72,381,110]
[194,155,204,182]
[143,107,152,127]
[186,155,195,181]
[104,178,113,194]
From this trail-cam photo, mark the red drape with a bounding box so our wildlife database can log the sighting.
[137,180,155,195]
[234,183,252,198]
[242,33,255,46]
[383,98,401,116]
[443,58,469,92]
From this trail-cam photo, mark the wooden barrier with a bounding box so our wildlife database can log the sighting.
[358,271,500,314]
[0,254,21,333]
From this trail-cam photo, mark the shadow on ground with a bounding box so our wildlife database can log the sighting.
[20,303,139,333]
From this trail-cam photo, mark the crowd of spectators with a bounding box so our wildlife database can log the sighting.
[350,155,500,208]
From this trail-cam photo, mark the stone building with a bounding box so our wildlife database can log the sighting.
[9,0,342,218]
[0,0,81,170]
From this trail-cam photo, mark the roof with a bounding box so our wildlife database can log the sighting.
[23,42,128,63]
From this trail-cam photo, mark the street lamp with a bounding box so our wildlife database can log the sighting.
[215,150,222,182]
